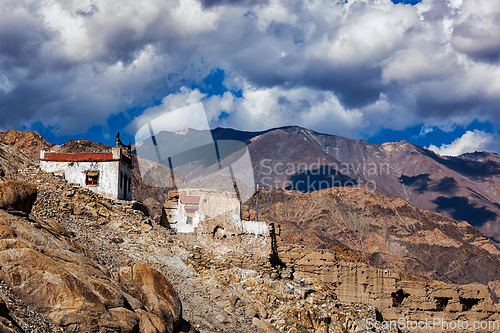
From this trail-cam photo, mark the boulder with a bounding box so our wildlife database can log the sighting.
[135,309,167,333]
[118,263,182,333]
[0,180,37,216]
[0,209,182,333]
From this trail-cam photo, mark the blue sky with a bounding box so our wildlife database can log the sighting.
[1,0,500,156]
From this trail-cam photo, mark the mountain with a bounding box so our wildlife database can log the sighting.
[135,125,500,242]
[1,129,500,331]
[0,129,53,159]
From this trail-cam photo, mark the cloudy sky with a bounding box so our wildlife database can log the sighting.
[1,0,499,156]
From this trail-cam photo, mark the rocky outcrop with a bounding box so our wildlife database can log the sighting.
[0,180,37,216]
[276,242,500,331]
[194,265,392,333]
[118,263,182,333]
[251,187,500,286]
[0,181,182,333]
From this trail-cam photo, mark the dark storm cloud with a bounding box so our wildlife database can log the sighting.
[1,0,500,141]
[0,11,55,72]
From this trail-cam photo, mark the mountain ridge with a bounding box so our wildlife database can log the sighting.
[4,126,500,243]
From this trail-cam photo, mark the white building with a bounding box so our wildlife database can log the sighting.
[163,189,241,233]
[40,147,134,200]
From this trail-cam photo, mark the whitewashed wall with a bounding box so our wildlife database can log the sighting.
[40,160,121,199]
[172,203,200,233]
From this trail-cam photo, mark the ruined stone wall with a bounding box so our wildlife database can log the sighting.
[197,213,272,259]
[160,189,240,233]
[276,234,500,331]
[194,220,500,331]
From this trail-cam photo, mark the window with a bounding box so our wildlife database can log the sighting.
[86,171,99,186]
[120,171,123,188]
[128,176,131,191]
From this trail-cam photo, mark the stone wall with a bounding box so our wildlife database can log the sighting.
[197,213,272,259]
[275,234,500,331]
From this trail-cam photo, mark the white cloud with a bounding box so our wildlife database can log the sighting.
[419,124,434,137]
[427,130,496,156]
[129,87,206,134]
[133,81,378,138]
[1,0,500,140]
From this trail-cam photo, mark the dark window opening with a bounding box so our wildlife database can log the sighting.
[435,297,451,311]
[86,171,99,186]
[120,171,123,188]
[459,298,480,311]
[128,176,131,191]
[391,289,410,307]
[186,216,193,225]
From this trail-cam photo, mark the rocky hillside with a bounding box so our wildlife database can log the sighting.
[0,130,53,159]
[0,143,394,332]
[247,187,500,286]
[0,130,172,222]
[0,141,34,182]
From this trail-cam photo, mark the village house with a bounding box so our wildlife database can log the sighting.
[39,146,134,201]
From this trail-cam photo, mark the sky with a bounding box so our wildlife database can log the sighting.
[1,0,500,156]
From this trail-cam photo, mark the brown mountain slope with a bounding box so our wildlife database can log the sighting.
[214,126,500,243]
[247,187,500,286]
[0,141,35,181]
[141,126,500,242]
[0,129,53,159]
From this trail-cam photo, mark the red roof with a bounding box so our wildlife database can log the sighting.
[180,192,200,204]
[41,153,114,162]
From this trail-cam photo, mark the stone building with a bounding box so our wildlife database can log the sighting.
[39,147,133,200]
[161,189,241,233]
